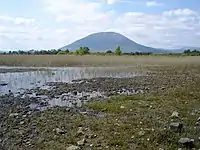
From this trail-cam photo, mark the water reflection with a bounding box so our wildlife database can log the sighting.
[0,66,139,95]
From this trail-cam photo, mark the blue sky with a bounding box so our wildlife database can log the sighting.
[0,0,200,50]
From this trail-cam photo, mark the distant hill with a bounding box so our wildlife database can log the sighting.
[60,32,167,53]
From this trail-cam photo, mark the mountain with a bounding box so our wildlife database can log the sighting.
[60,32,167,53]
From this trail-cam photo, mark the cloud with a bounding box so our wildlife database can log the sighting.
[0,15,35,25]
[105,0,118,5]
[146,1,164,7]
[163,9,198,16]
[0,0,200,50]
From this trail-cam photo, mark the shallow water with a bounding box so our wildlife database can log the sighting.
[0,66,139,95]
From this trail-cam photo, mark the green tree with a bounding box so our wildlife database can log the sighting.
[115,46,121,55]
[76,47,90,55]
[106,50,113,54]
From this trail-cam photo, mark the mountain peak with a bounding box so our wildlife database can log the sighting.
[60,32,162,53]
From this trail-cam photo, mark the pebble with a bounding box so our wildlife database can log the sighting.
[67,145,81,150]
[9,113,19,117]
[77,127,84,135]
[169,122,183,132]
[53,128,66,134]
[171,111,179,118]
[138,131,145,136]
[77,139,86,146]
[120,105,125,109]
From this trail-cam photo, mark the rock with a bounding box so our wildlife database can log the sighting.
[72,91,78,95]
[67,145,81,150]
[87,134,97,139]
[19,121,24,125]
[9,113,19,117]
[77,139,86,146]
[169,122,183,132]
[138,131,145,136]
[171,111,179,118]
[53,128,66,134]
[77,127,84,135]
[195,117,200,125]
[178,138,195,148]
[120,105,125,109]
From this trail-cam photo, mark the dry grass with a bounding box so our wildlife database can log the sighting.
[0,55,200,67]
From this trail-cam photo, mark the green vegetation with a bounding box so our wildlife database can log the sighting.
[183,49,200,56]
[115,46,121,55]
[75,47,90,55]
[1,47,200,56]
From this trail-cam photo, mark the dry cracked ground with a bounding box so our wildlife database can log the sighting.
[1,62,200,150]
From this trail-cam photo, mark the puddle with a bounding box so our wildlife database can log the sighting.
[0,66,140,95]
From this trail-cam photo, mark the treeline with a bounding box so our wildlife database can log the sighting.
[1,47,200,56]
[0,46,123,56]
[183,50,200,56]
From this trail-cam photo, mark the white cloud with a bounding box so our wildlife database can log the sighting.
[0,15,35,25]
[146,1,164,7]
[0,0,200,50]
[163,9,198,16]
[105,0,118,5]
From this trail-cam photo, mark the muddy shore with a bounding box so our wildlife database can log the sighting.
[0,64,200,149]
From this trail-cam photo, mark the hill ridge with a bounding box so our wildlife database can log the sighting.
[60,32,164,53]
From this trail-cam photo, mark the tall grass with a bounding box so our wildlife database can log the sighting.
[0,55,199,67]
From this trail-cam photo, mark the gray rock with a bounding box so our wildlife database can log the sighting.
[178,138,195,148]
[67,145,81,150]
[53,128,66,134]
[77,139,86,146]
[9,113,19,117]
[19,121,24,125]
[77,127,84,135]
[169,122,183,132]
[195,117,200,125]
[171,111,179,118]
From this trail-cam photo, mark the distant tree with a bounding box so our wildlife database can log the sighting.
[115,46,121,55]
[65,49,69,53]
[57,51,67,55]
[184,49,191,54]
[106,50,113,54]
[76,47,90,55]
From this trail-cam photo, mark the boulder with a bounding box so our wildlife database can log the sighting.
[178,138,195,148]
[169,122,183,132]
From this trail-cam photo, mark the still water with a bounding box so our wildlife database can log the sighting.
[0,66,139,95]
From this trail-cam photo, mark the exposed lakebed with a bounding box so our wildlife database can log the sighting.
[0,66,148,110]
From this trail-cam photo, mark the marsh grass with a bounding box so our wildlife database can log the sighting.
[0,55,200,67]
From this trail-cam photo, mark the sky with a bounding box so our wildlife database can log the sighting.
[0,0,200,50]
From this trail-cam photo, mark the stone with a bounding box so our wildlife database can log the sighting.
[178,138,195,148]
[53,128,66,134]
[169,122,183,132]
[171,111,179,118]
[77,139,86,146]
[9,113,19,117]
[87,134,97,139]
[19,121,24,125]
[67,145,81,150]
[138,131,145,136]
[77,127,84,135]
[120,105,125,109]
[195,117,200,125]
